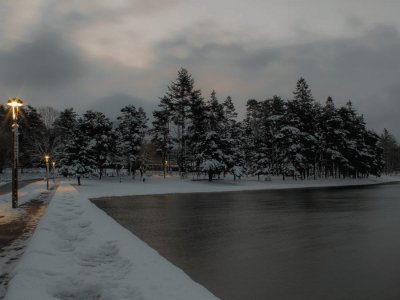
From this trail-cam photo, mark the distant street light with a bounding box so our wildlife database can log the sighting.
[44,155,50,190]
[7,97,24,208]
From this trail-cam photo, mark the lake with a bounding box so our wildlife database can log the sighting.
[92,183,400,300]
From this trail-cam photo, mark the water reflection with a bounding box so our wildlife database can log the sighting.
[93,183,400,300]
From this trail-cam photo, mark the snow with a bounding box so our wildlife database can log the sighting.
[73,175,399,200]
[4,175,400,299]
[0,168,46,183]
[0,181,48,224]
[4,181,219,300]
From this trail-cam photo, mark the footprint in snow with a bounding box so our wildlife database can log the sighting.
[52,277,142,300]
[78,220,91,228]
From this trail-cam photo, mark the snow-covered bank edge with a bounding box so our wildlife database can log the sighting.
[4,182,219,300]
[75,175,400,200]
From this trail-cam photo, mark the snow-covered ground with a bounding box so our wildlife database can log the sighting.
[4,182,219,300]
[0,169,46,184]
[0,181,48,224]
[75,174,399,200]
[3,175,400,300]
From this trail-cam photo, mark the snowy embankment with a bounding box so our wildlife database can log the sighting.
[75,174,399,200]
[4,182,219,300]
[4,175,399,300]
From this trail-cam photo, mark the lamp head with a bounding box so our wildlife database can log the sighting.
[7,97,24,107]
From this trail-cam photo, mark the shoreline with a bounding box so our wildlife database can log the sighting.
[84,176,400,201]
[90,180,399,202]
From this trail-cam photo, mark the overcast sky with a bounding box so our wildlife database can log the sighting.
[1,0,399,138]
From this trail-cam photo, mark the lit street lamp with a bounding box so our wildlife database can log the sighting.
[44,155,50,190]
[7,97,24,208]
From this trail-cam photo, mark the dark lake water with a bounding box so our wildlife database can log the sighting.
[92,183,400,300]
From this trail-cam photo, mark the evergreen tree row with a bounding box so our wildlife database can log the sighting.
[0,105,148,184]
[1,68,397,181]
[152,69,385,180]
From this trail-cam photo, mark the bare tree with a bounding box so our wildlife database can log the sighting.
[37,106,60,130]
[36,106,60,159]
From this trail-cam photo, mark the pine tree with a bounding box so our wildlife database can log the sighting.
[18,106,47,170]
[60,118,96,185]
[115,105,148,178]
[222,96,244,179]
[289,77,318,178]
[266,95,286,177]
[151,98,173,178]
[243,99,264,178]
[165,68,201,175]
[380,128,399,174]
[364,130,384,176]
[318,97,346,178]
[53,108,79,176]
[199,91,226,181]
[80,110,114,179]
[187,91,208,173]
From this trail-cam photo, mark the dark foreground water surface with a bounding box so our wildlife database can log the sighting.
[92,183,400,300]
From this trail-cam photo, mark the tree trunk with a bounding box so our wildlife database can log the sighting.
[77,175,81,186]
[208,170,213,182]
[313,163,316,180]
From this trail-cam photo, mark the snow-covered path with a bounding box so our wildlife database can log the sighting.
[4,182,218,300]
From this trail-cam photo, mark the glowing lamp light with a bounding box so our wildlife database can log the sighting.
[7,97,24,107]
[7,97,24,121]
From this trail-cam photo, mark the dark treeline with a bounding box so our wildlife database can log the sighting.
[380,128,400,174]
[0,68,397,181]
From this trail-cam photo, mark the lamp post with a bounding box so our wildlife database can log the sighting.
[7,97,24,209]
[164,160,168,179]
[44,155,50,190]
[52,161,56,184]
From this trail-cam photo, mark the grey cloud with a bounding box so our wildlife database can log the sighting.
[155,35,277,75]
[128,0,184,15]
[48,0,184,25]
[0,30,86,89]
[236,49,280,72]
[84,93,156,121]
